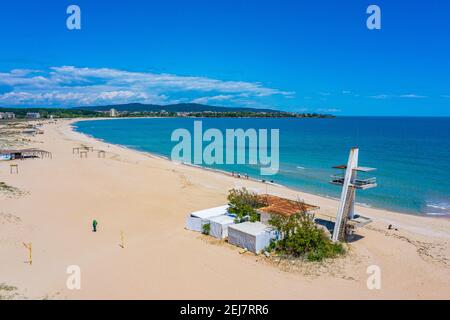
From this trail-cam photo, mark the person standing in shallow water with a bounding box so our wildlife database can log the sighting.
[92,219,98,232]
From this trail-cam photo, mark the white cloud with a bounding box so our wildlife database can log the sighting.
[191,95,236,104]
[0,66,294,107]
[369,93,428,99]
[369,94,389,99]
[47,66,293,96]
[398,94,427,99]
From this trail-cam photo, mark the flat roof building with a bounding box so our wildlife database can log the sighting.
[26,112,40,119]
[185,205,229,233]
[208,215,236,239]
[0,112,15,119]
[228,222,279,253]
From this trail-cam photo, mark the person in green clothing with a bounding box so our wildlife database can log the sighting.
[92,219,98,232]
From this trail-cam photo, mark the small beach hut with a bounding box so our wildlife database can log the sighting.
[256,194,319,225]
[185,205,229,233]
[208,215,236,239]
[228,222,279,254]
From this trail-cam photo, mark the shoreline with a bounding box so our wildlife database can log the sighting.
[1,118,449,299]
[71,120,286,190]
[64,118,450,238]
[70,117,447,219]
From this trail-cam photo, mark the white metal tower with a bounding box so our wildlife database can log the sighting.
[331,148,377,242]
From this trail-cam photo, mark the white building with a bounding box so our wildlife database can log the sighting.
[228,222,279,254]
[0,112,15,119]
[208,215,236,239]
[109,108,118,117]
[185,205,229,233]
[26,112,40,119]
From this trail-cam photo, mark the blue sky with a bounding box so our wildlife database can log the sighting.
[0,0,449,116]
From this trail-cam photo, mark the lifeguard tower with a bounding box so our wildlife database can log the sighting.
[330,147,377,242]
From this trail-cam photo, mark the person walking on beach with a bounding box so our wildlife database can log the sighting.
[92,219,98,232]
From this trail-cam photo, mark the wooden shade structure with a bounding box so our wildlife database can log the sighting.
[0,148,52,160]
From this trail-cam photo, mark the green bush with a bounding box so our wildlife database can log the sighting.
[227,188,264,223]
[269,207,344,261]
[202,223,210,235]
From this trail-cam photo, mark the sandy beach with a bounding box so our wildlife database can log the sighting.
[1,119,449,300]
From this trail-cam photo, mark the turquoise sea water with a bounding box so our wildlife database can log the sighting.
[74,117,450,217]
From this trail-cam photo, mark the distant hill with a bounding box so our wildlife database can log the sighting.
[1,103,334,119]
[74,103,283,113]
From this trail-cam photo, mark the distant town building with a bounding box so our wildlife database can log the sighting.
[0,112,15,120]
[26,112,41,119]
[109,108,118,117]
